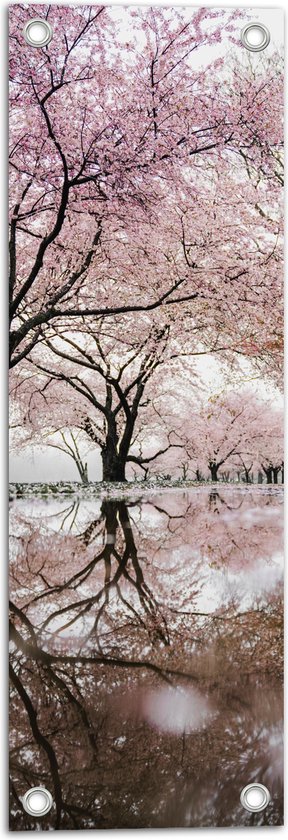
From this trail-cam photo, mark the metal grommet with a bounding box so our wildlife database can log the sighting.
[240,783,270,812]
[21,787,53,817]
[23,18,53,48]
[241,23,270,52]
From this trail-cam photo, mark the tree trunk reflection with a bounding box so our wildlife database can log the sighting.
[9,487,283,829]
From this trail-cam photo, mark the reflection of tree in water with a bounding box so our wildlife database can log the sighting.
[9,489,283,829]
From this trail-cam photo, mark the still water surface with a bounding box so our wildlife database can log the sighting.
[9,486,283,829]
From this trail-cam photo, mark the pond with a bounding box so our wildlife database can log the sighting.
[9,485,284,829]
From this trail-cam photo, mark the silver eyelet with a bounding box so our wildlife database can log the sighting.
[241,23,270,52]
[21,787,53,817]
[23,19,53,48]
[240,783,270,812]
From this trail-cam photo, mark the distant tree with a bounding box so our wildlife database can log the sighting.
[157,388,284,484]
[259,409,284,484]
[44,430,90,484]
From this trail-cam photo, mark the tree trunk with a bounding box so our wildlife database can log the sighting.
[77,460,88,484]
[273,467,279,485]
[209,462,218,482]
[101,446,126,482]
[258,471,263,484]
[263,466,272,484]
[281,463,284,484]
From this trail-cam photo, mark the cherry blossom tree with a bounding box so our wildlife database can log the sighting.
[198,391,262,482]
[196,393,284,483]
[10,320,188,481]
[9,4,239,367]
[257,408,284,484]
[232,452,255,484]
[145,387,284,484]
[8,8,284,824]
[11,348,284,485]
[9,5,284,488]
[9,4,283,384]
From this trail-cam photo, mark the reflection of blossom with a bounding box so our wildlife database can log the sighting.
[264,729,283,792]
[143,685,215,734]
[9,487,283,829]
[9,488,283,652]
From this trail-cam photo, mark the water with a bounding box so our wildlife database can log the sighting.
[9,486,284,829]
